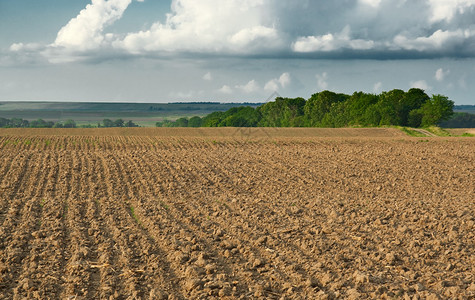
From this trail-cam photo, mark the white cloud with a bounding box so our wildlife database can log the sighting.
[10,43,43,52]
[53,0,134,51]
[292,26,375,52]
[235,80,260,93]
[278,72,291,88]
[359,0,382,8]
[427,0,475,23]
[229,26,279,49]
[393,29,475,52]
[264,80,279,92]
[203,72,212,81]
[458,76,467,89]
[435,68,450,81]
[293,34,335,52]
[117,0,281,54]
[373,81,383,93]
[169,90,203,99]
[218,85,233,94]
[410,80,432,90]
[316,72,329,90]
[264,72,291,91]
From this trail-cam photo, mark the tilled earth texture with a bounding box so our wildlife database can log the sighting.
[0,128,473,300]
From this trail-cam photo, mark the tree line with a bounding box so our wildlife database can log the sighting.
[156,89,456,128]
[0,118,78,128]
[0,118,139,128]
[98,119,139,128]
[438,113,475,128]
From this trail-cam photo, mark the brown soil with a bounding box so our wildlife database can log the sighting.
[0,129,473,299]
[446,128,475,136]
[0,127,406,137]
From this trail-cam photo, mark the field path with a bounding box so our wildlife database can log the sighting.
[411,128,438,137]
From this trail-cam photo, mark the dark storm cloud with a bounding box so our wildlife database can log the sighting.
[271,0,475,59]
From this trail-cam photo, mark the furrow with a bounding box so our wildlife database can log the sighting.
[98,152,184,299]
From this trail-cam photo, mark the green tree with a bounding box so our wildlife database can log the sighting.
[125,120,139,127]
[320,101,348,128]
[304,91,348,126]
[346,92,379,126]
[259,97,305,127]
[257,100,283,127]
[114,119,125,127]
[156,119,174,127]
[222,106,260,127]
[0,118,8,127]
[188,116,203,127]
[376,90,406,126]
[102,119,114,127]
[30,119,54,128]
[281,98,306,127]
[418,94,454,127]
[9,118,29,128]
[408,110,423,127]
[400,88,429,126]
[202,111,225,127]
[63,119,77,128]
[175,117,189,127]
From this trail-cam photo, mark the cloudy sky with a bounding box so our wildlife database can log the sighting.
[1,0,474,104]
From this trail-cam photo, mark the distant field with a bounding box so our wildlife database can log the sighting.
[454,105,475,114]
[446,128,475,135]
[0,101,261,127]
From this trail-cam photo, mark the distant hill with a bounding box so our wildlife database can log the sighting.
[0,101,262,127]
[454,105,475,114]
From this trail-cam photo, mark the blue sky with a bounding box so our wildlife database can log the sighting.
[1,0,475,104]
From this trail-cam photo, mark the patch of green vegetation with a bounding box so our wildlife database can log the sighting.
[424,126,451,136]
[398,127,426,137]
[40,199,46,207]
[159,201,169,210]
[215,199,229,209]
[461,133,475,137]
[130,205,140,224]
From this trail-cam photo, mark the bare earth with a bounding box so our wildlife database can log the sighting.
[0,128,473,299]
[446,128,475,136]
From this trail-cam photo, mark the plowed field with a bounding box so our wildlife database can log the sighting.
[0,128,473,299]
